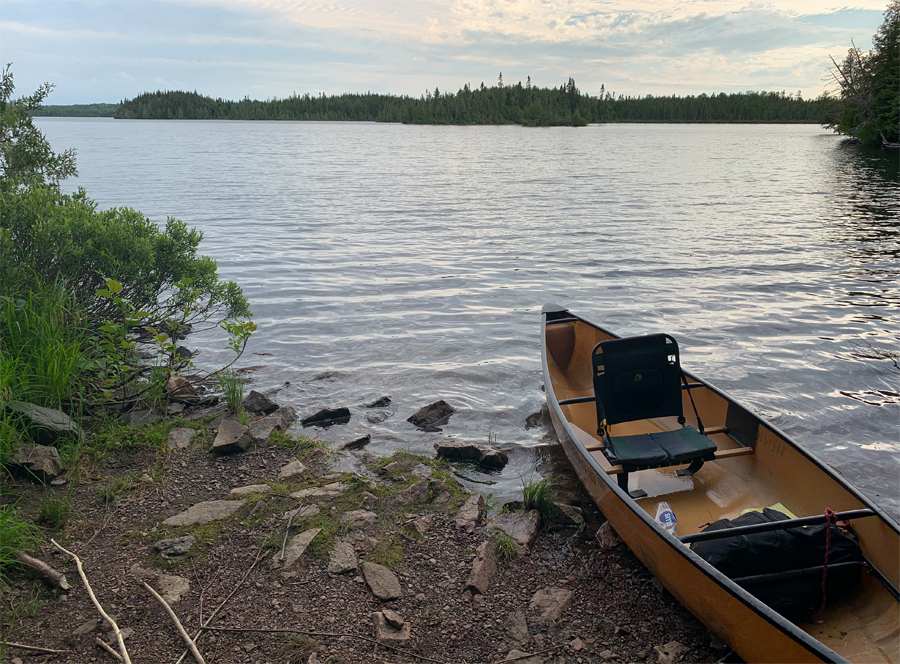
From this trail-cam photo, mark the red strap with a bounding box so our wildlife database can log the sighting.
[815,507,837,621]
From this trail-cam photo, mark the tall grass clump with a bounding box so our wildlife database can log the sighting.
[0,285,88,410]
[522,474,557,521]
[218,368,245,414]
[0,505,39,586]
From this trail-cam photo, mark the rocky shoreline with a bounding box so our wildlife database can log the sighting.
[2,389,722,664]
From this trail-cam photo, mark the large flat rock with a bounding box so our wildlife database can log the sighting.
[163,500,246,526]
[361,562,402,600]
[277,528,322,568]
[488,510,541,554]
[7,401,82,445]
[9,442,64,481]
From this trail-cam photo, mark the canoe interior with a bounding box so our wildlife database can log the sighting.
[545,317,900,664]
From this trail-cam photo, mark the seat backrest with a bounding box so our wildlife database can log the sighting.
[591,333,684,428]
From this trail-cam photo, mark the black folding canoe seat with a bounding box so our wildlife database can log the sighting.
[592,333,717,495]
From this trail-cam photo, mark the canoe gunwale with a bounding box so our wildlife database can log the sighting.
[540,306,900,663]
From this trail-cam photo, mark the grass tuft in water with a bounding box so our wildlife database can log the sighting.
[521,473,557,521]
[217,368,245,414]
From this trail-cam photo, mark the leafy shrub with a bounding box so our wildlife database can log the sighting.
[0,184,249,330]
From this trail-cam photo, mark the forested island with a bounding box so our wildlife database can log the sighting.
[36,80,822,126]
[112,80,821,125]
[29,102,118,117]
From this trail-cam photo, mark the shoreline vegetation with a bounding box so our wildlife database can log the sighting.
[36,79,825,126]
[2,64,717,662]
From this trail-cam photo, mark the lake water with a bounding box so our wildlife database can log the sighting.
[37,118,900,518]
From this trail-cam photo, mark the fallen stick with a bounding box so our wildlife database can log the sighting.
[173,547,265,664]
[142,581,207,664]
[198,626,449,664]
[95,637,124,662]
[16,551,71,590]
[50,539,132,664]
[3,641,69,654]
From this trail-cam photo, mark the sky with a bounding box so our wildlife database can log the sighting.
[0,0,890,104]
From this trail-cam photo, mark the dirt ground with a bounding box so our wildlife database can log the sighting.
[2,424,723,664]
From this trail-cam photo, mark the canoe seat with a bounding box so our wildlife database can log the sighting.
[592,333,717,495]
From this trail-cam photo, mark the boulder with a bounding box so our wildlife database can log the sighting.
[277,459,308,481]
[230,484,271,496]
[212,420,253,454]
[488,510,541,554]
[156,574,190,604]
[301,407,350,427]
[528,587,573,624]
[364,396,392,409]
[122,409,163,427]
[167,427,197,450]
[173,346,193,361]
[455,494,484,532]
[596,521,623,551]
[9,443,64,481]
[6,401,82,445]
[396,480,429,506]
[242,390,278,414]
[339,434,371,451]
[434,438,509,470]
[382,609,404,630]
[163,500,246,526]
[371,611,411,643]
[165,376,197,399]
[464,540,498,595]
[407,400,455,428]
[327,540,358,574]
[361,562,402,600]
[479,448,509,469]
[153,535,195,558]
[277,528,321,568]
[552,502,584,526]
[654,641,690,664]
[248,414,285,442]
[340,510,378,532]
[434,439,482,462]
[505,610,530,645]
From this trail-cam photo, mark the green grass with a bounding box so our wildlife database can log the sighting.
[217,368,245,414]
[38,492,72,529]
[491,529,516,563]
[0,505,40,587]
[521,474,557,521]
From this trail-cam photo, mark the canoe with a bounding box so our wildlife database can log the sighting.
[541,304,899,663]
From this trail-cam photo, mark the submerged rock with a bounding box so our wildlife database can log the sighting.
[407,400,455,428]
[301,407,350,427]
[339,434,371,451]
[364,395,392,408]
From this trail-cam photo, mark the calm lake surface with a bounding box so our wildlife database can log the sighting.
[38,118,900,518]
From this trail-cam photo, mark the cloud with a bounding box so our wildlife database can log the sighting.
[1,0,887,103]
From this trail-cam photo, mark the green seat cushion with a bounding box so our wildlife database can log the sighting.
[652,427,717,464]
[607,434,669,467]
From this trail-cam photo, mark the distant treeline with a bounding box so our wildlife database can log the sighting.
[115,78,824,125]
[31,103,118,117]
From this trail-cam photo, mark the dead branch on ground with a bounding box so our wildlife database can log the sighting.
[50,538,132,664]
[141,581,206,664]
[16,551,71,590]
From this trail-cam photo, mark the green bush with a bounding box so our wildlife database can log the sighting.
[0,184,249,330]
